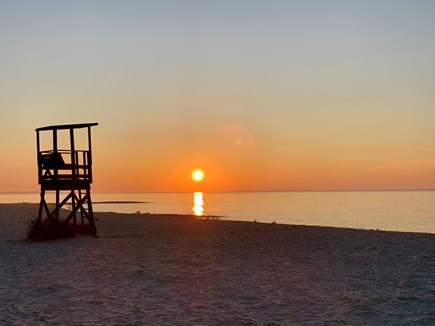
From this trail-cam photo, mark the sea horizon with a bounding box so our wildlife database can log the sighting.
[2,190,435,234]
[2,188,435,195]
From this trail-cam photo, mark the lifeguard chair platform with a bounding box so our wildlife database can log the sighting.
[35,123,98,236]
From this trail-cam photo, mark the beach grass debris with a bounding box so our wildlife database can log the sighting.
[27,218,97,241]
[27,218,75,241]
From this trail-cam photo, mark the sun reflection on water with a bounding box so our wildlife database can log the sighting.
[193,192,204,216]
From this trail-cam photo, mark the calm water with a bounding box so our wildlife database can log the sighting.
[1,191,435,234]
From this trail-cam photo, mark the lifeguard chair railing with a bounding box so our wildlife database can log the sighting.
[38,149,93,188]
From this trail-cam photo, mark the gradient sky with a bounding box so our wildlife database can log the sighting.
[1,0,435,192]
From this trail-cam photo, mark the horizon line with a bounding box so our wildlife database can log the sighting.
[2,188,435,195]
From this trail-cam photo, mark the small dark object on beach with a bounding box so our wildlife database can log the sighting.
[27,218,75,241]
[27,218,97,241]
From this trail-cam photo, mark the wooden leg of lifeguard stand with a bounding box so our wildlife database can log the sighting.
[71,190,77,225]
[37,189,45,222]
[79,189,84,225]
[86,188,96,232]
[54,189,60,222]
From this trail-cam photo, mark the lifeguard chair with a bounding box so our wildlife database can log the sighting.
[36,123,98,235]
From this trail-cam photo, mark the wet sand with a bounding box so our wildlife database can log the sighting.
[0,203,434,325]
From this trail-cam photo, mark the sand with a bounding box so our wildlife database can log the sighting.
[0,203,434,325]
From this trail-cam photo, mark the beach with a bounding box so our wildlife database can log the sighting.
[1,203,434,325]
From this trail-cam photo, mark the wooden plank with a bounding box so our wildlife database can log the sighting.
[57,191,73,210]
[62,192,87,225]
[35,122,98,132]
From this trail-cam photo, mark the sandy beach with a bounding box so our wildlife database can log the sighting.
[0,203,434,325]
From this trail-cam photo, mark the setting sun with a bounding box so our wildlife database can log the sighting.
[192,169,204,182]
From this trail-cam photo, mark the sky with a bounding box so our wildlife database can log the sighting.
[1,0,435,192]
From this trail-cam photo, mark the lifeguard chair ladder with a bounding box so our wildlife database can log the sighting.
[36,123,98,235]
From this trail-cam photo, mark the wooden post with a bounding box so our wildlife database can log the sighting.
[53,129,59,221]
[86,188,95,231]
[70,128,76,178]
[88,126,93,182]
[36,130,41,184]
[37,189,44,222]
[53,129,58,181]
[70,128,76,224]
[79,189,84,225]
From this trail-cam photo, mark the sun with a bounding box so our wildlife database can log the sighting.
[192,169,204,182]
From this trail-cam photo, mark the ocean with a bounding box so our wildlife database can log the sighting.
[1,190,435,234]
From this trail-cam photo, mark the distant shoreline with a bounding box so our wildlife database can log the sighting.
[1,191,435,234]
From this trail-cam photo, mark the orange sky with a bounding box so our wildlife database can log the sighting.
[1,1,435,193]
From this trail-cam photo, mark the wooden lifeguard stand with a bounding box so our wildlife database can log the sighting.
[36,123,98,235]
